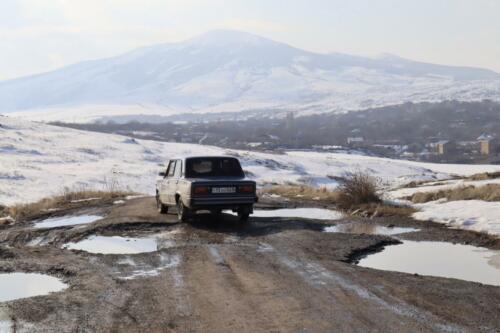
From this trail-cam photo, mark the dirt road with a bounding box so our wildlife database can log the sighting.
[0,197,499,332]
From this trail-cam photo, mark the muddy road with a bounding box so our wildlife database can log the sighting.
[0,197,499,332]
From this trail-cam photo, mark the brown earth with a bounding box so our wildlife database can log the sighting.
[0,196,499,332]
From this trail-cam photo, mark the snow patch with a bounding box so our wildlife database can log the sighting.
[413,200,500,236]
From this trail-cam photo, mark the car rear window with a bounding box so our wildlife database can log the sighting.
[185,157,244,178]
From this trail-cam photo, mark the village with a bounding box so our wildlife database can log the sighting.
[55,100,500,165]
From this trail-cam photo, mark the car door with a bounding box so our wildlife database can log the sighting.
[172,159,182,202]
[160,160,176,205]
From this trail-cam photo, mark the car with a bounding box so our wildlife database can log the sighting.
[156,156,258,222]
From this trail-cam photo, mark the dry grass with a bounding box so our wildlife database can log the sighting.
[336,171,381,209]
[410,184,500,204]
[261,185,340,202]
[6,188,132,221]
[262,172,412,217]
[466,171,500,181]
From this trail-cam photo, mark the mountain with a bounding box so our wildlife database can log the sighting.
[1,30,500,123]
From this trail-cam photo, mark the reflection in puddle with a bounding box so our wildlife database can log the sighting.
[34,215,102,229]
[324,223,419,235]
[64,236,157,254]
[250,208,343,220]
[0,273,67,302]
[358,241,500,286]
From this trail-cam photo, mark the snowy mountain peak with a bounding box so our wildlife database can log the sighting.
[1,30,500,122]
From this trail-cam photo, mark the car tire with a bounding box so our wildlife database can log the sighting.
[211,209,222,216]
[177,199,190,222]
[157,195,168,214]
[238,212,250,222]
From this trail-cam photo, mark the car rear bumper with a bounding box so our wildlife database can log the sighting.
[187,195,258,209]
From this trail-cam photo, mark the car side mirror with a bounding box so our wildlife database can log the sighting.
[158,171,166,177]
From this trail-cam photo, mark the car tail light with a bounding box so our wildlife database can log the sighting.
[239,185,254,194]
[194,186,210,195]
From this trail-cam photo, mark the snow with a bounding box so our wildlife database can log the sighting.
[413,200,500,236]
[1,116,499,206]
[1,30,500,123]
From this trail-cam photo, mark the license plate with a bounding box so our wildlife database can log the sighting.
[212,187,236,194]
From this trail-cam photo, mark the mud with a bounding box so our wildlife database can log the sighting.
[0,196,499,332]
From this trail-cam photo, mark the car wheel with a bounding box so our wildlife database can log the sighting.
[211,209,222,216]
[177,199,190,222]
[157,195,168,214]
[238,212,250,222]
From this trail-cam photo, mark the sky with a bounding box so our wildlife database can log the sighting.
[1,0,500,80]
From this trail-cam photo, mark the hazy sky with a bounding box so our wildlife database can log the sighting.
[1,0,500,80]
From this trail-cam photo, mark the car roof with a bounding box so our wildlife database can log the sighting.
[169,155,239,161]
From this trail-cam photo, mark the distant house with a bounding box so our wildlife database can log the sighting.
[436,140,455,155]
[347,137,364,145]
[477,135,496,155]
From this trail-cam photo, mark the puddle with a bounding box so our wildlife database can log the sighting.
[0,306,11,332]
[34,215,102,229]
[249,208,343,220]
[64,236,158,254]
[358,241,500,286]
[324,223,419,235]
[0,273,67,302]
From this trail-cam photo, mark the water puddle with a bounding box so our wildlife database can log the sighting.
[358,241,500,286]
[0,273,67,302]
[34,215,102,229]
[250,208,343,220]
[64,236,158,254]
[324,223,419,235]
[0,306,11,332]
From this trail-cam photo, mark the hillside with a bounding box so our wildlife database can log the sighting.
[2,115,500,206]
[2,30,500,123]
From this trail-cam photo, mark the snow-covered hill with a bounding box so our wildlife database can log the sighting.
[2,115,500,205]
[2,30,500,123]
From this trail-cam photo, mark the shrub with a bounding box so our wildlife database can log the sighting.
[336,171,381,209]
